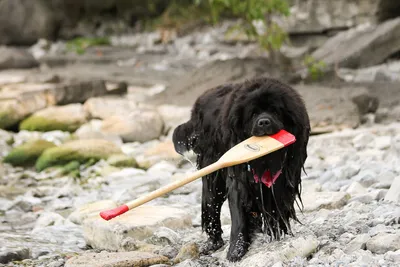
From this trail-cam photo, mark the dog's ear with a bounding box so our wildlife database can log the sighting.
[172,122,197,155]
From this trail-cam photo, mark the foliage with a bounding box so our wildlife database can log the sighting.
[196,0,290,51]
[3,140,56,167]
[66,37,110,55]
[303,55,327,81]
[152,0,290,51]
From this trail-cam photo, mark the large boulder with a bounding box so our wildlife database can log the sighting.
[101,107,164,143]
[35,139,122,171]
[81,202,192,251]
[149,58,291,106]
[3,139,56,167]
[0,0,57,45]
[20,104,88,132]
[83,96,137,119]
[312,17,400,69]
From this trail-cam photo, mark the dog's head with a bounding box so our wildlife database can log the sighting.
[223,78,310,187]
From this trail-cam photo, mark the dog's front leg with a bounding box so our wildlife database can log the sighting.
[227,178,250,262]
[201,172,226,254]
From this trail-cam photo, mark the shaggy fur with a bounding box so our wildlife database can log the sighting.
[172,77,310,262]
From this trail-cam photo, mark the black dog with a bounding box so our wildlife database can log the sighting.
[172,77,310,262]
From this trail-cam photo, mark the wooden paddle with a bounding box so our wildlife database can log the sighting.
[100,129,296,221]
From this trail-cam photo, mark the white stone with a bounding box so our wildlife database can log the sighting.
[385,176,400,203]
[375,136,391,150]
[352,133,375,149]
[346,182,367,196]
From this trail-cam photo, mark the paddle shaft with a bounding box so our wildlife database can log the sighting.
[100,162,222,220]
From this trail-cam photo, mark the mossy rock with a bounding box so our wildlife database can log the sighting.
[19,116,82,132]
[0,111,19,130]
[3,139,56,166]
[107,154,138,168]
[19,104,88,133]
[36,139,122,171]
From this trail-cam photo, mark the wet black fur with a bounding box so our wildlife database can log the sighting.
[172,77,310,262]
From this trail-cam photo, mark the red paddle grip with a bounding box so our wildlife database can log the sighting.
[100,205,129,220]
[270,130,296,146]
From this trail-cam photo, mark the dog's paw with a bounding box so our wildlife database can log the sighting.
[226,235,249,262]
[200,237,224,254]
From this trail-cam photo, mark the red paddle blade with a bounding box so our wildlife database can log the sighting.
[270,129,296,146]
[100,205,129,220]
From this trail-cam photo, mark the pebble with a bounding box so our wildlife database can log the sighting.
[366,233,400,254]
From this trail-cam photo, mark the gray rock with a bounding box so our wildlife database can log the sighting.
[65,251,169,267]
[312,18,400,69]
[174,243,200,264]
[384,250,400,263]
[351,91,379,115]
[101,107,164,143]
[148,227,181,246]
[55,80,108,106]
[353,170,379,187]
[82,205,192,251]
[0,47,38,70]
[352,133,375,150]
[366,233,400,254]
[345,234,371,253]
[385,176,400,203]
[346,182,367,196]
[0,247,30,264]
[238,235,319,267]
[302,191,350,211]
[348,194,374,204]
[0,0,56,45]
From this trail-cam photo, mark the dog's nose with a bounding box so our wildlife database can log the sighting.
[257,118,271,127]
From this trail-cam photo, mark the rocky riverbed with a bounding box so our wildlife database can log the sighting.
[1,117,400,266]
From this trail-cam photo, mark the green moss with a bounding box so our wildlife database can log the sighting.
[35,139,122,171]
[66,37,111,55]
[107,154,138,168]
[19,116,81,132]
[61,161,81,178]
[3,140,56,166]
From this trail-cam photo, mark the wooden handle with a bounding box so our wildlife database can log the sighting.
[100,163,220,220]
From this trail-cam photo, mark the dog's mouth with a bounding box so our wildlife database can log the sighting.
[251,168,282,188]
[248,151,286,188]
